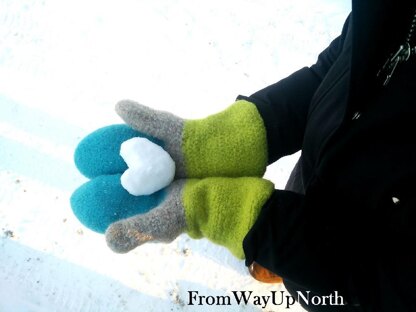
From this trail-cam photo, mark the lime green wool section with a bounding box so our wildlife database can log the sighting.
[183,177,274,259]
[182,100,268,178]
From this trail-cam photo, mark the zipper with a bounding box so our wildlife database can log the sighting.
[377,8,416,86]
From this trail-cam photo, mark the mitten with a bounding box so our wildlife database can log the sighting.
[105,177,274,259]
[113,99,268,178]
[71,175,281,281]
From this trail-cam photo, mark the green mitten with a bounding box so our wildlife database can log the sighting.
[105,177,274,259]
[115,99,268,178]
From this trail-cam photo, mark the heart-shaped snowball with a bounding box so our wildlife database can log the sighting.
[120,137,175,196]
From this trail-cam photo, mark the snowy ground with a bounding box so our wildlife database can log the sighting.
[0,1,350,311]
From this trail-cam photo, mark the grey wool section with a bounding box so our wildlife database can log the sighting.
[105,180,187,253]
[116,100,187,178]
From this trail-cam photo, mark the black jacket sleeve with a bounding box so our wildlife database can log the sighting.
[243,186,416,312]
[238,14,351,163]
[243,188,349,297]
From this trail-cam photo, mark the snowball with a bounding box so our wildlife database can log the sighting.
[120,137,176,196]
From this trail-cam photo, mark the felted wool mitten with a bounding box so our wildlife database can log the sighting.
[114,99,268,178]
[105,177,274,259]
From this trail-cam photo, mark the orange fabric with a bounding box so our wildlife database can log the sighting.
[248,262,283,284]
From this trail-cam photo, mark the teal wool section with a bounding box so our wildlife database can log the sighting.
[74,124,163,179]
[70,174,167,233]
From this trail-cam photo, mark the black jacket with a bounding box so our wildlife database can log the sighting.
[241,1,416,311]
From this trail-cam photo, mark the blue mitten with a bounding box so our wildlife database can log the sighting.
[71,124,165,233]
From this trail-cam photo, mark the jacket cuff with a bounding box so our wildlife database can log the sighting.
[237,67,322,163]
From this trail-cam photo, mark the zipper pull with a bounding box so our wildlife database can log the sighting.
[377,42,412,86]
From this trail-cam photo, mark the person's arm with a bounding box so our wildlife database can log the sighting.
[243,187,348,296]
[243,183,416,311]
[238,14,351,163]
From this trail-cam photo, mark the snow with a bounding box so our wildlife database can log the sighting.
[0,0,351,311]
[120,137,175,196]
